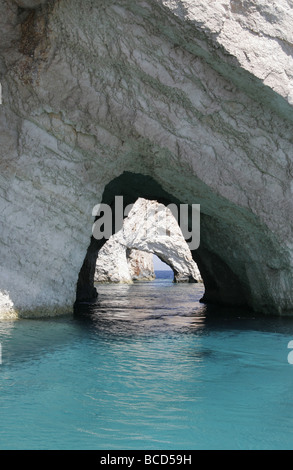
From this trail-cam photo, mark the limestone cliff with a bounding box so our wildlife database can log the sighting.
[0,0,293,317]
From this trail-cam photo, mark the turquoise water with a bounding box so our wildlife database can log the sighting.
[1,273,293,450]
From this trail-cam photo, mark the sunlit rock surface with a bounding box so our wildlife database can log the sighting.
[95,245,155,284]
[95,198,201,284]
[0,292,17,320]
[95,238,133,284]
[128,250,156,282]
[0,0,293,317]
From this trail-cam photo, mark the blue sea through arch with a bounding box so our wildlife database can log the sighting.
[0,274,293,450]
[154,270,174,280]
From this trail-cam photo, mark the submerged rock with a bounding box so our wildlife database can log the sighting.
[0,0,293,317]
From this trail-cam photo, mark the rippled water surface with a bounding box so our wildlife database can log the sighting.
[1,273,293,450]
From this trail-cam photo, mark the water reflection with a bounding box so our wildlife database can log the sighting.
[1,279,293,371]
[75,282,208,337]
[1,280,293,450]
[74,279,293,343]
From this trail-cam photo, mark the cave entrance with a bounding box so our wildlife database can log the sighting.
[75,171,248,311]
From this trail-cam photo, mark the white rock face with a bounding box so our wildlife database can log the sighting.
[95,245,155,284]
[0,292,17,320]
[160,0,293,105]
[128,250,155,282]
[0,0,293,317]
[95,198,201,284]
[95,238,133,284]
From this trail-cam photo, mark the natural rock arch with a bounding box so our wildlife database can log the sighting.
[0,0,292,318]
[76,171,291,315]
[94,197,202,285]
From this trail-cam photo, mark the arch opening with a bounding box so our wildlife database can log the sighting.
[153,255,172,272]
[75,171,254,313]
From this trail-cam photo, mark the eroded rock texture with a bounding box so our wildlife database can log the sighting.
[0,0,293,317]
[128,250,156,282]
[95,198,201,284]
[95,243,155,285]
